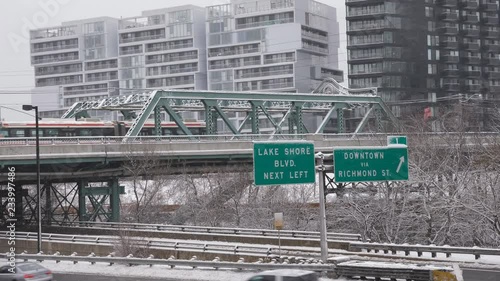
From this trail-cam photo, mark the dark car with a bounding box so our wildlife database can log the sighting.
[246,269,319,281]
[0,262,53,281]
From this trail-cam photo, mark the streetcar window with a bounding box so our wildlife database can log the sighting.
[191,128,200,135]
[0,129,8,137]
[79,129,91,136]
[103,128,114,136]
[10,129,25,137]
[46,129,58,136]
[30,129,44,137]
[90,129,103,136]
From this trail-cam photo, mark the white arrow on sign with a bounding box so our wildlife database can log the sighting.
[396,156,405,173]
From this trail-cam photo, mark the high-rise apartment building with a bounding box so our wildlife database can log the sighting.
[346,0,500,129]
[30,1,343,120]
[118,5,207,92]
[30,17,120,118]
[206,0,343,93]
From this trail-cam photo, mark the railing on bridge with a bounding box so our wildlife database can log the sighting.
[57,221,364,241]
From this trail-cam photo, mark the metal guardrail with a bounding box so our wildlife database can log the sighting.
[349,242,500,260]
[0,134,344,146]
[5,232,335,258]
[0,132,498,146]
[6,232,278,257]
[58,221,363,242]
[0,253,334,272]
[336,261,434,281]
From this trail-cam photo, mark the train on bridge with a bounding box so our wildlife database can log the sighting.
[0,119,207,138]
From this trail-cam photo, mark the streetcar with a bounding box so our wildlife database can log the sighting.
[0,119,206,138]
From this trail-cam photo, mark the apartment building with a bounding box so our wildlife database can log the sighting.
[30,1,343,122]
[346,0,500,129]
[118,5,207,92]
[30,17,120,119]
[206,0,343,93]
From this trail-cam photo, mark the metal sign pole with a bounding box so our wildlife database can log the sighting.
[316,152,328,262]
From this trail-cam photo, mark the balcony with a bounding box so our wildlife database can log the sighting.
[483,44,500,52]
[235,69,293,80]
[441,69,460,76]
[86,63,118,71]
[346,8,386,19]
[489,85,500,92]
[460,15,479,23]
[147,78,195,88]
[438,26,459,35]
[482,58,500,65]
[461,42,480,51]
[482,16,498,25]
[236,18,294,30]
[146,42,193,53]
[482,30,500,38]
[480,3,498,11]
[260,82,294,90]
[440,12,459,21]
[32,55,79,65]
[462,70,481,77]
[86,75,118,82]
[119,15,166,30]
[462,56,481,64]
[36,67,82,76]
[442,84,460,91]
[461,29,480,37]
[437,0,458,7]
[302,43,328,54]
[147,67,198,77]
[442,55,460,63]
[440,40,459,49]
[460,0,479,9]
[146,54,198,65]
[486,71,500,79]
[120,33,165,44]
[31,26,77,40]
[120,47,143,56]
[31,44,78,53]
[208,47,260,58]
[301,30,328,42]
[462,84,481,92]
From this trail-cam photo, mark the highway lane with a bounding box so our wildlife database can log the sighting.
[54,273,203,281]
[463,268,500,281]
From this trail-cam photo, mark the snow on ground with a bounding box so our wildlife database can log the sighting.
[32,260,341,281]
[358,249,500,266]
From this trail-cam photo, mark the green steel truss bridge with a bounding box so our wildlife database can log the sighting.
[61,79,399,137]
[1,80,403,225]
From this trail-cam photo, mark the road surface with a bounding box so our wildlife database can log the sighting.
[463,268,500,281]
[54,273,202,281]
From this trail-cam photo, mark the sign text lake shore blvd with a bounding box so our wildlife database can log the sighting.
[253,142,315,186]
[334,146,409,182]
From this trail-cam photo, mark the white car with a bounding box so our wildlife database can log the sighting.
[245,269,319,281]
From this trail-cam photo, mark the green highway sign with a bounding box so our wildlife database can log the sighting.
[253,142,315,186]
[334,146,409,183]
[387,136,407,145]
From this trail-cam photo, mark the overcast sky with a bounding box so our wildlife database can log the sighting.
[0,0,346,121]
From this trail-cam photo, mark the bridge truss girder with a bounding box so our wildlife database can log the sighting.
[62,88,398,138]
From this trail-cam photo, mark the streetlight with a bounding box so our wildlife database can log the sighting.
[22,104,42,253]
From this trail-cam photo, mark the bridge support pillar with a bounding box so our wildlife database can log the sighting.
[43,182,52,226]
[15,184,24,223]
[109,179,121,222]
[78,180,88,221]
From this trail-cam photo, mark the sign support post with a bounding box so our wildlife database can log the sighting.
[316,152,328,262]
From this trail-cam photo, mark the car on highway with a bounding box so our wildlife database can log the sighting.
[245,269,318,281]
[0,262,53,281]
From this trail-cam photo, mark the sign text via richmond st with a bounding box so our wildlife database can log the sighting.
[253,142,315,186]
[334,146,408,183]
